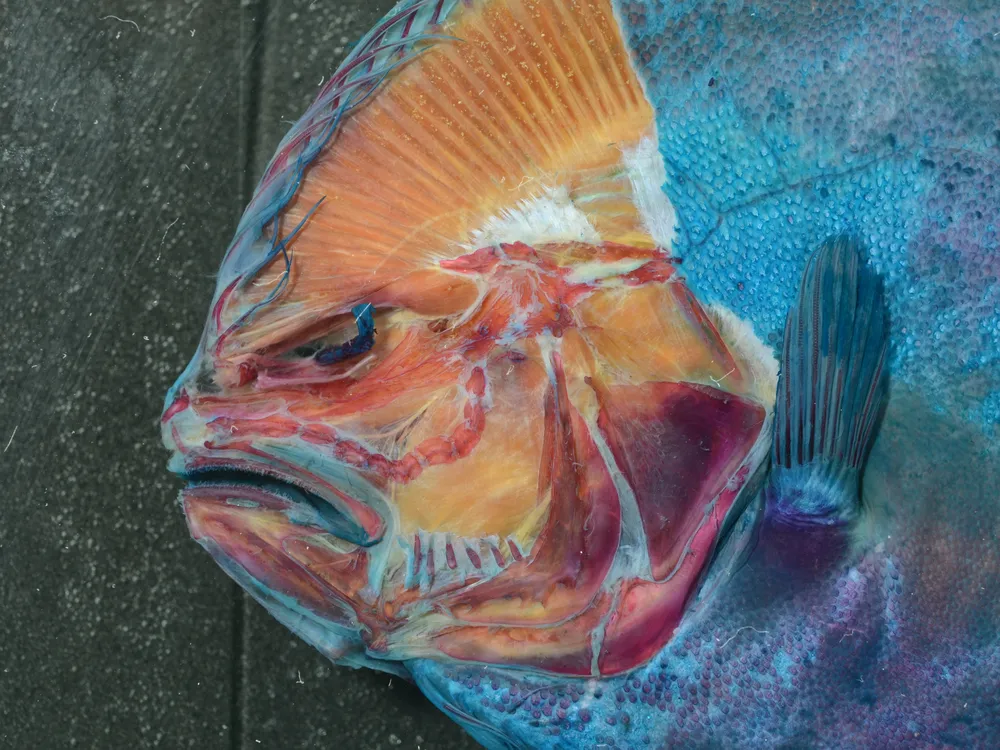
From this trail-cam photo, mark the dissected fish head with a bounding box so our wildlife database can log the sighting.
[161,0,777,679]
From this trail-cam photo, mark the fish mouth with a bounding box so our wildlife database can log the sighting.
[175,456,400,671]
[177,461,386,548]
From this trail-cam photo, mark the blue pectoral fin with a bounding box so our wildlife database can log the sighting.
[767,235,890,526]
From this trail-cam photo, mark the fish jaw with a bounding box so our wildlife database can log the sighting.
[164,385,767,679]
[162,396,389,549]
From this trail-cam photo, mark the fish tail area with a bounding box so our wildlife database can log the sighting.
[768,235,890,526]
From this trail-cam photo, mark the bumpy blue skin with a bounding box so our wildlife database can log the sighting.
[401,1,1000,747]
[618,0,999,427]
[407,393,1000,748]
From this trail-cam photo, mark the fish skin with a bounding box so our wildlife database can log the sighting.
[617,0,1000,425]
[162,0,1000,746]
[407,389,1000,748]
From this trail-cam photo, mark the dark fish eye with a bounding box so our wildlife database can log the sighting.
[315,303,377,365]
[289,304,378,363]
[292,342,323,358]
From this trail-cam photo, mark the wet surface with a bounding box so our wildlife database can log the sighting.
[0,1,476,747]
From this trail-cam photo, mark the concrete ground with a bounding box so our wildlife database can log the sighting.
[0,2,478,748]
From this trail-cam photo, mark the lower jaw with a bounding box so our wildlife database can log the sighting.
[175,429,764,679]
[178,454,386,545]
[181,482,714,678]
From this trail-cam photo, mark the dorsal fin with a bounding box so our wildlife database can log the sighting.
[768,235,890,525]
[216,0,668,355]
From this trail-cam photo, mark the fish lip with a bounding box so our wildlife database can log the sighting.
[176,459,385,547]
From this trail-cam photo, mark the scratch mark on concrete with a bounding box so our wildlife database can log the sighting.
[157,217,179,261]
[4,425,18,453]
[100,15,140,32]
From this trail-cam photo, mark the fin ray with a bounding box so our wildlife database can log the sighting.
[217,0,662,353]
[769,235,889,525]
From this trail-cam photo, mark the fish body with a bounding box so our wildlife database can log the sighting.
[162,0,1000,747]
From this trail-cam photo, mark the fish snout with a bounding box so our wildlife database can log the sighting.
[160,354,392,580]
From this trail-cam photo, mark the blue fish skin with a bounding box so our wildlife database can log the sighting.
[404,236,998,748]
[618,0,1000,428]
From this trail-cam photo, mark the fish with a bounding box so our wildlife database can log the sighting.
[161,0,1000,747]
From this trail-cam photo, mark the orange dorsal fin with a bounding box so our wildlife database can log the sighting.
[220,0,664,355]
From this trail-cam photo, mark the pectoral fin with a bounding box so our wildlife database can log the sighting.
[767,235,890,526]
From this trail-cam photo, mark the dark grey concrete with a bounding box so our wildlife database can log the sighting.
[0,0,478,747]
[0,1,245,747]
[242,616,477,750]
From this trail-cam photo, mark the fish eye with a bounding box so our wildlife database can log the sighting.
[290,303,377,364]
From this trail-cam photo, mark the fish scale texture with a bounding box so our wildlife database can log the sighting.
[416,551,914,748]
[409,387,1000,748]
[617,0,1000,428]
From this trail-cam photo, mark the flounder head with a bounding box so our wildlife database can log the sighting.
[161,0,775,679]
